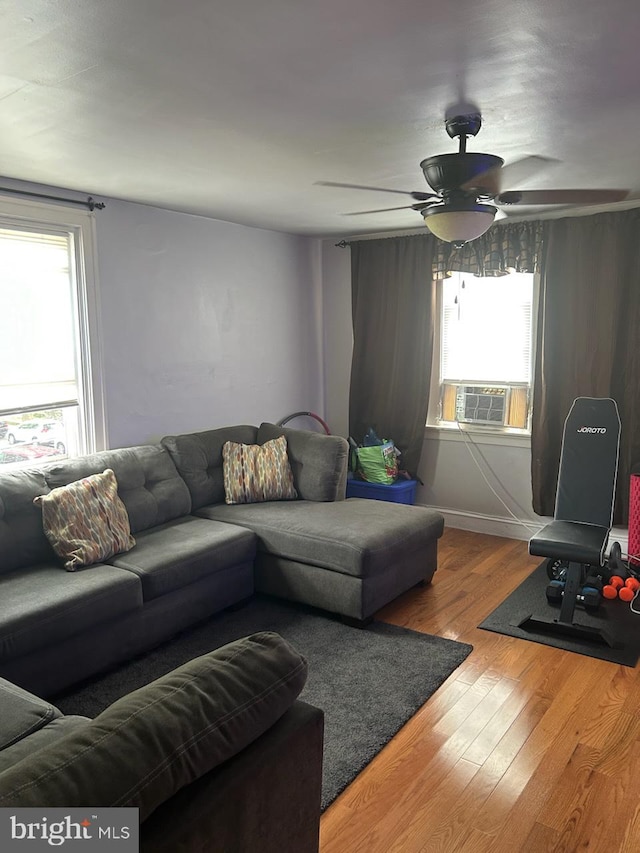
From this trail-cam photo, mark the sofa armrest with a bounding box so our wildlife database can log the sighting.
[140,700,324,853]
[257,423,348,502]
[0,633,307,821]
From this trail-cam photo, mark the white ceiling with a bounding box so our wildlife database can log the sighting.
[2,0,640,237]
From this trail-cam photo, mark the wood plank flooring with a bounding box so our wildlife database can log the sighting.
[319,528,640,853]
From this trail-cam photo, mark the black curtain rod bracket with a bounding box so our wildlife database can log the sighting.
[335,240,351,248]
[0,186,105,210]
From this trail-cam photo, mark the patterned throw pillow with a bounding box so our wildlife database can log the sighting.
[222,435,298,505]
[34,469,135,571]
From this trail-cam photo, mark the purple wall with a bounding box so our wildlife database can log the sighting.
[95,199,323,446]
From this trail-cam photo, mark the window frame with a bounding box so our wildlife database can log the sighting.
[0,194,107,461]
[426,270,540,440]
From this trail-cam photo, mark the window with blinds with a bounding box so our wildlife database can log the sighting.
[436,271,534,431]
[0,203,102,469]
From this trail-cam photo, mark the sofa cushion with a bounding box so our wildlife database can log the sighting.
[0,469,56,575]
[44,445,191,534]
[0,678,61,752]
[223,436,297,505]
[162,425,258,509]
[257,422,349,502]
[196,498,445,578]
[107,516,256,601]
[0,563,143,662]
[0,717,90,774]
[34,469,135,571]
[0,633,308,821]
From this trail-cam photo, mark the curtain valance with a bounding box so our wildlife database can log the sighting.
[349,219,545,279]
[431,219,545,278]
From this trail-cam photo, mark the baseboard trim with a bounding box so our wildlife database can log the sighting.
[429,507,540,541]
[425,505,629,555]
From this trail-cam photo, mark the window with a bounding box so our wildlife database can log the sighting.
[0,196,105,469]
[429,271,535,433]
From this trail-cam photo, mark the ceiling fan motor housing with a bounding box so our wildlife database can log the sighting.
[445,113,483,139]
[420,152,504,197]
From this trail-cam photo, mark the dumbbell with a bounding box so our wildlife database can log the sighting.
[546,580,564,603]
[545,578,602,610]
[620,577,640,602]
[603,575,624,599]
[576,576,602,610]
[603,576,640,601]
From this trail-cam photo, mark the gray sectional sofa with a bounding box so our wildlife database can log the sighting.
[0,421,445,851]
[0,421,444,698]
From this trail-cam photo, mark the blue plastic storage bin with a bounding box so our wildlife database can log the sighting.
[345,476,417,505]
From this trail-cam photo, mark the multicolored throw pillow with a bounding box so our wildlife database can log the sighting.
[222,435,298,505]
[34,468,135,571]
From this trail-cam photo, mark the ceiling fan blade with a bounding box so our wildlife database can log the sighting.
[496,189,629,205]
[496,156,560,191]
[460,156,559,197]
[315,181,438,202]
[343,202,434,216]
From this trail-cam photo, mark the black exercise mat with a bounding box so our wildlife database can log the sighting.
[479,562,640,667]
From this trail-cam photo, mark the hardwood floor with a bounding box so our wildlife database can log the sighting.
[319,528,640,853]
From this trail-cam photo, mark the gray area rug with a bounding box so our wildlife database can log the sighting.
[54,596,473,809]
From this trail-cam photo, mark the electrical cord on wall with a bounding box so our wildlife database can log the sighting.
[454,421,543,538]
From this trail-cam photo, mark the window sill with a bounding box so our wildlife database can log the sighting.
[424,424,531,449]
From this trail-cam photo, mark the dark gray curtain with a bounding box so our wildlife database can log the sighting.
[532,209,640,524]
[349,235,435,476]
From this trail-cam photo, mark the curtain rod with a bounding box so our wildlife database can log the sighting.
[0,186,105,210]
[335,240,350,247]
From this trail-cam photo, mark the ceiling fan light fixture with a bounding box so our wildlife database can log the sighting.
[422,202,497,247]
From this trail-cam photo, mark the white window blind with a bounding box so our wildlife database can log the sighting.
[441,272,533,384]
[0,226,79,415]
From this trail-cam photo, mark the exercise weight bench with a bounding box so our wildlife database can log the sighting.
[517,397,621,647]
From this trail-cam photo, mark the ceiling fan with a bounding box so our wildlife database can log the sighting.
[318,113,629,247]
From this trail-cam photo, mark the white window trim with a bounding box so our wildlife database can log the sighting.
[426,272,540,440]
[0,193,107,454]
[424,423,531,448]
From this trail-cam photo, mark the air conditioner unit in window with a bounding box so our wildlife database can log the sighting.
[455,385,509,426]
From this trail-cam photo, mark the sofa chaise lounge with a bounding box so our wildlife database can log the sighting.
[163,421,444,625]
